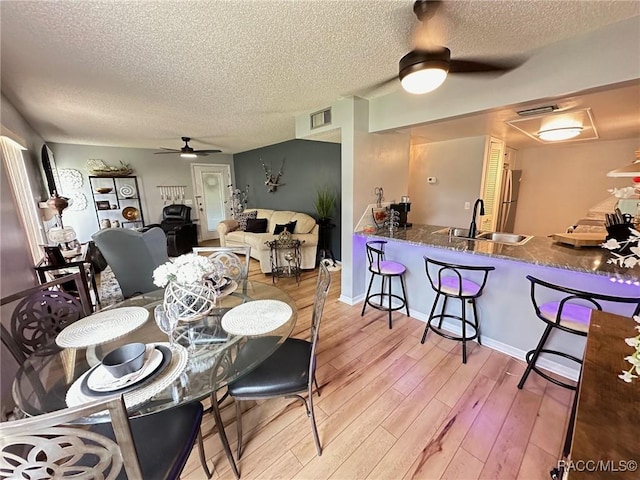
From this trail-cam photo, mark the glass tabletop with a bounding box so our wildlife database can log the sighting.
[12,280,297,422]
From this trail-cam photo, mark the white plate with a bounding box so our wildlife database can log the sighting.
[221,300,292,336]
[56,306,149,348]
[87,347,163,392]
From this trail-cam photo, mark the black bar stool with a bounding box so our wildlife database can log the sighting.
[422,256,495,364]
[361,240,409,329]
[517,275,640,390]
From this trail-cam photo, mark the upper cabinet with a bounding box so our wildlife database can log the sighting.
[89,176,145,229]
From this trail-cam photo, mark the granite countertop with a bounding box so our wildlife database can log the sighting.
[356,225,639,282]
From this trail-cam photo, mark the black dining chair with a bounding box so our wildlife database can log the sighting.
[228,262,332,459]
[0,395,210,479]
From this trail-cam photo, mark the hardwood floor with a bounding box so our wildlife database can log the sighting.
[182,260,573,479]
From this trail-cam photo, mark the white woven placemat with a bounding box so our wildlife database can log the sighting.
[56,307,149,348]
[66,342,188,410]
[221,300,292,336]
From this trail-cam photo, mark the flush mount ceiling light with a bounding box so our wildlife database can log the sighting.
[537,126,583,142]
[505,107,598,144]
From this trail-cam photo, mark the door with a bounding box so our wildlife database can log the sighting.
[479,138,506,232]
[191,164,231,241]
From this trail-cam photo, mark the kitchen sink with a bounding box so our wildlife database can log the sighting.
[474,232,532,245]
[433,227,532,245]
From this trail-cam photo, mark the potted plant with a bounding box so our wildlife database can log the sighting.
[314,185,337,224]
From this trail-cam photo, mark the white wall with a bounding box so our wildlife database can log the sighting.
[513,138,638,236]
[49,143,234,242]
[409,136,486,228]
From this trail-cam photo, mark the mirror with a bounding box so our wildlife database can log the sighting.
[41,144,59,195]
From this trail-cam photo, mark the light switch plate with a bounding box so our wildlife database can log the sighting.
[427,177,437,184]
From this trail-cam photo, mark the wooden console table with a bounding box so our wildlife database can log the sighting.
[563,310,639,479]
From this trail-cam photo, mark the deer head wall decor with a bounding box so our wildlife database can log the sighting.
[261,158,285,192]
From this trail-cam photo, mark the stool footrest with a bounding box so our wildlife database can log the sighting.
[365,293,407,313]
[524,348,581,390]
[427,314,479,342]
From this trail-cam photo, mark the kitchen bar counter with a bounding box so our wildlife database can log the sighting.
[353,225,639,381]
[357,224,638,282]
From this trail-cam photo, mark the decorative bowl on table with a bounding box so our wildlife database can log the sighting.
[95,187,113,194]
[101,343,146,378]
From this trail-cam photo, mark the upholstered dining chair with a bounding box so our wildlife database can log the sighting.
[92,227,170,298]
[0,395,210,479]
[228,262,331,458]
[193,245,251,294]
[1,272,92,365]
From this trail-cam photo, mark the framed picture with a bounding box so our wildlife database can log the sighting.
[96,200,111,210]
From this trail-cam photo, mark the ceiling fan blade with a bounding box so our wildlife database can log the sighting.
[195,149,222,154]
[156,147,181,152]
[449,57,525,74]
[154,150,181,154]
[353,76,398,97]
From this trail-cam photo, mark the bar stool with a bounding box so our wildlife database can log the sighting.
[422,256,495,363]
[518,275,640,390]
[361,240,409,329]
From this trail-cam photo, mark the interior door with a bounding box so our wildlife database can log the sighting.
[191,164,231,241]
[479,138,506,232]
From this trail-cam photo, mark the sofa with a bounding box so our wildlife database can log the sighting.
[217,209,319,273]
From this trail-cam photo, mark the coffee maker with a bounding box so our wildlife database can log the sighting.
[390,196,412,228]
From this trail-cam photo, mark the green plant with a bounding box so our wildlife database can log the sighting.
[314,186,337,220]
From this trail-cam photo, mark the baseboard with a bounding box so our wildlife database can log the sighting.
[409,308,580,382]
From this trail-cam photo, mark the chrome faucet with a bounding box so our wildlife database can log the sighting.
[468,198,485,238]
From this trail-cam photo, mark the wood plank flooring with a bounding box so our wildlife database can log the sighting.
[182,260,573,480]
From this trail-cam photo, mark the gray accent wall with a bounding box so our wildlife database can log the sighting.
[234,139,342,261]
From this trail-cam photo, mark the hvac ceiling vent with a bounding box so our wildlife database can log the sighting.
[310,108,331,129]
[516,104,559,116]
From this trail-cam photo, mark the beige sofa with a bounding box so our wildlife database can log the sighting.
[217,209,319,273]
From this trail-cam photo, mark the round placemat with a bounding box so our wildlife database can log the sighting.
[56,307,149,348]
[221,300,292,336]
[66,342,188,410]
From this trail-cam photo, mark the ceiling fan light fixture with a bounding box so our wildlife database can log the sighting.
[537,126,583,142]
[180,152,197,159]
[399,48,450,95]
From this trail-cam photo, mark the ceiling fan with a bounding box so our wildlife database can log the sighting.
[155,137,221,158]
[380,0,525,95]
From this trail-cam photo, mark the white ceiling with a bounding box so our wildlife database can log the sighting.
[1,1,639,154]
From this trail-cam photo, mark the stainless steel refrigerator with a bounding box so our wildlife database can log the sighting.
[496,166,522,233]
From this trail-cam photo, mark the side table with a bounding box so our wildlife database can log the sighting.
[34,243,100,309]
[266,233,304,285]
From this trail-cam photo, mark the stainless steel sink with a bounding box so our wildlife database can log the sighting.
[433,227,532,245]
[433,227,473,239]
[474,232,532,245]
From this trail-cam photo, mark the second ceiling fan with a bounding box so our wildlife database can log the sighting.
[155,137,221,158]
[390,0,524,94]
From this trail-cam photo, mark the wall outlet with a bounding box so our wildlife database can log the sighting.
[464,201,471,210]
[184,199,193,205]
[427,176,437,184]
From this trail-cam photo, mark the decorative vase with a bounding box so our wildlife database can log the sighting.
[163,281,216,322]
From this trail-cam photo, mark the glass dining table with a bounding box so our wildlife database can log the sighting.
[12,280,297,479]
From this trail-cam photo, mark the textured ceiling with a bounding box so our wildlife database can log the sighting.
[1,1,639,153]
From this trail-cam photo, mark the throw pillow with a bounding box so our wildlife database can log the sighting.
[245,218,268,233]
[236,210,257,231]
[273,220,297,234]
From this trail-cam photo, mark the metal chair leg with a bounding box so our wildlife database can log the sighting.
[461,296,467,364]
[387,275,393,329]
[235,399,243,460]
[400,274,409,316]
[361,273,375,316]
[471,299,482,345]
[196,428,212,478]
[518,323,554,389]
[422,292,441,344]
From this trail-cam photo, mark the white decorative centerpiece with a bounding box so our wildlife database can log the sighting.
[153,253,217,322]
